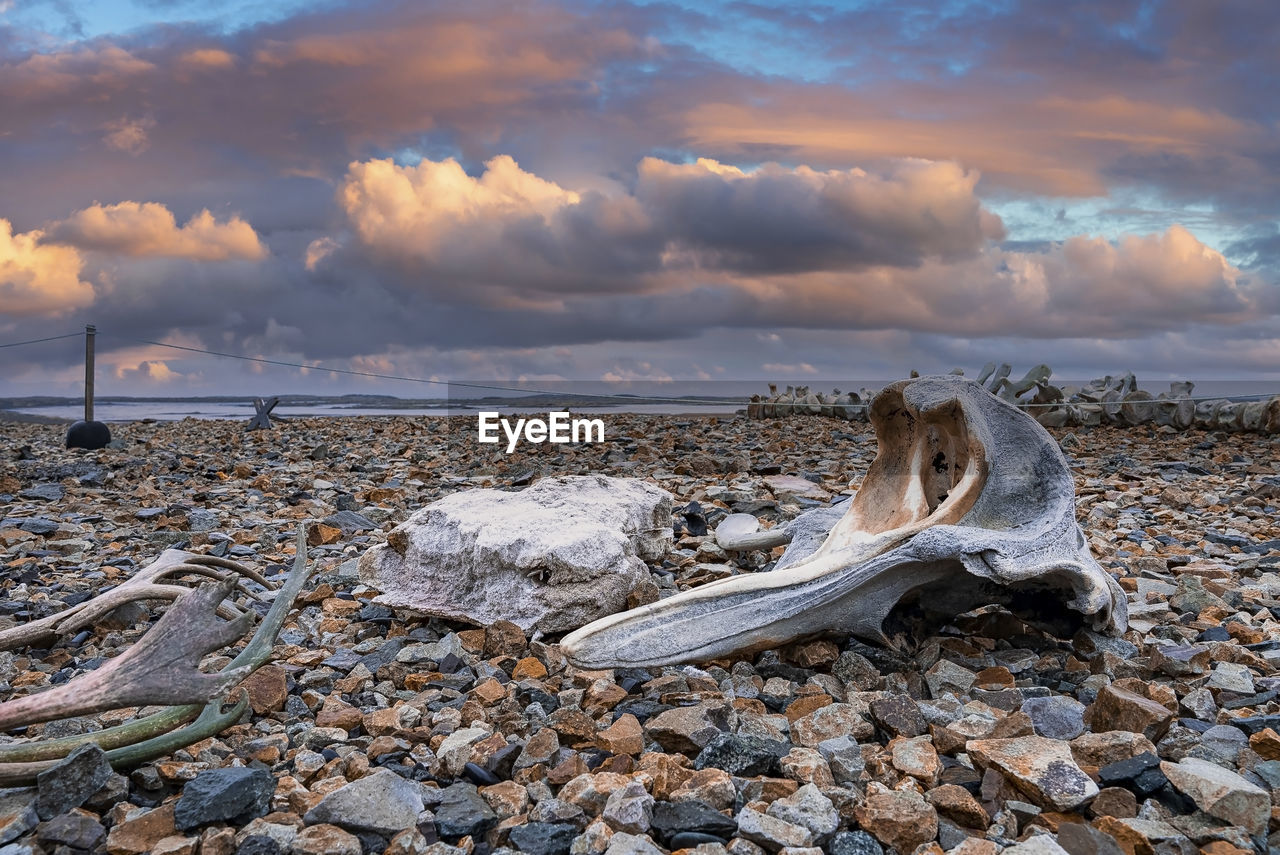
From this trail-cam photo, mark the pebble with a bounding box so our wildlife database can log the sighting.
[2,416,1279,853]
[302,768,425,836]
[508,822,579,855]
[34,743,113,820]
[735,806,814,851]
[173,767,275,830]
[852,790,937,854]
[649,800,738,845]
[695,733,785,776]
[764,784,838,840]
[966,736,1098,811]
[1159,757,1271,835]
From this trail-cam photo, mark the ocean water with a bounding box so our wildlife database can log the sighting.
[12,400,744,422]
[10,378,1276,423]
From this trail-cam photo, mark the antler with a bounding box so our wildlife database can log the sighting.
[0,526,313,785]
[0,550,273,651]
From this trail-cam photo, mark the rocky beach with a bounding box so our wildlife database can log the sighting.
[2,413,1279,855]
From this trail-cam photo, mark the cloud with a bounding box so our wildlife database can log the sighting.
[0,219,94,316]
[331,154,1002,300]
[102,117,155,154]
[762,362,817,375]
[47,202,268,261]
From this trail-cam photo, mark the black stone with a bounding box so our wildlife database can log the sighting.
[868,694,927,738]
[19,483,65,502]
[324,510,377,534]
[65,420,111,450]
[174,767,275,830]
[693,733,785,777]
[1098,752,1165,796]
[1224,714,1280,736]
[434,783,496,840]
[507,822,578,855]
[1153,783,1196,814]
[611,698,672,724]
[2,517,59,535]
[35,743,113,820]
[355,831,391,853]
[1197,626,1231,642]
[462,762,499,786]
[485,743,523,780]
[830,830,885,855]
[650,800,738,845]
[36,810,106,849]
[235,835,282,855]
[680,501,708,537]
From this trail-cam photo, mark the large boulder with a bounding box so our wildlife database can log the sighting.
[360,475,672,632]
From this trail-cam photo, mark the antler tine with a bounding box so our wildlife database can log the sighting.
[0,579,253,731]
[183,554,276,589]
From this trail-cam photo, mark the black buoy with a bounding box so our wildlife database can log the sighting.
[66,324,112,449]
[66,419,111,450]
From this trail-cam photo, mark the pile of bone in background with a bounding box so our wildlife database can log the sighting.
[747,364,1280,434]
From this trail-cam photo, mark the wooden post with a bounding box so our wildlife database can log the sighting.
[84,324,96,422]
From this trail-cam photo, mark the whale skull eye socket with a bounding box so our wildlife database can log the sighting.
[561,376,1127,669]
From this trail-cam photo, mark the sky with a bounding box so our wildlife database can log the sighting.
[1,0,1277,398]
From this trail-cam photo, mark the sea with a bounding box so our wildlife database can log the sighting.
[7,378,1277,423]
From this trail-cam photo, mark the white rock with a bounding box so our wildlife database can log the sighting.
[360,475,672,632]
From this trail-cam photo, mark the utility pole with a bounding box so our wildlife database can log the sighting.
[67,323,111,450]
[84,324,96,422]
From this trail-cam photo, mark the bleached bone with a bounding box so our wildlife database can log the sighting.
[563,376,1127,668]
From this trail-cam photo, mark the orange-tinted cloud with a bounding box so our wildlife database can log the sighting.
[333,155,1002,294]
[47,202,267,261]
[0,219,94,316]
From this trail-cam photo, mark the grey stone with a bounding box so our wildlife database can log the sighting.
[1160,757,1269,835]
[303,768,426,836]
[361,475,672,632]
[604,831,665,855]
[816,735,864,784]
[36,810,105,850]
[35,743,112,820]
[735,806,813,851]
[19,484,63,502]
[1205,662,1255,695]
[187,509,219,531]
[174,766,275,830]
[1022,696,1087,740]
[601,781,654,835]
[827,830,883,855]
[1002,837,1069,855]
[324,510,377,534]
[0,789,37,846]
[764,784,837,841]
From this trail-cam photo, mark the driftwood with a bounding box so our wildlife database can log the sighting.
[0,527,313,784]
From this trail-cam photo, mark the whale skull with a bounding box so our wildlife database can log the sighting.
[561,376,1127,668]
